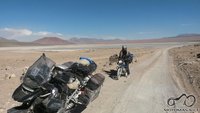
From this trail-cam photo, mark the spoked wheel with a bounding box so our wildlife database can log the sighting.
[125,71,128,78]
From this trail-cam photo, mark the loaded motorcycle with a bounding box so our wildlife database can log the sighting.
[116,52,134,80]
[8,54,105,113]
[116,60,128,80]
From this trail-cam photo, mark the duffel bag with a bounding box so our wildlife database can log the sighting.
[125,52,134,63]
[86,73,105,91]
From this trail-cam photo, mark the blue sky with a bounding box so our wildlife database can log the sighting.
[0,0,200,41]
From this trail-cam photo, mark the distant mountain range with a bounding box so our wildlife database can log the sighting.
[0,37,18,42]
[33,37,73,45]
[0,34,200,47]
[173,34,200,38]
[127,34,200,43]
[69,37,125,44]
[0,37,40,47]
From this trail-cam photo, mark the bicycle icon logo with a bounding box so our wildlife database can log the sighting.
[167,94,196,107]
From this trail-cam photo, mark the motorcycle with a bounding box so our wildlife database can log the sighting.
[116,60,128,80]
[8,54,105,113]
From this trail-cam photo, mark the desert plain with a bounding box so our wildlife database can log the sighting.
[0,42,199,113]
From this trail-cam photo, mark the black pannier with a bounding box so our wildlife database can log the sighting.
[54,71,76,84]
[125,52,134,63]
[33,96,62,113]
[70,62,97,77]
[78,87,100,105]
[86,73,105,91]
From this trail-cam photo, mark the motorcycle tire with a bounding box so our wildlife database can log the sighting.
[117,68,122,80]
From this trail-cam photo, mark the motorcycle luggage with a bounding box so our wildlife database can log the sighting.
[79,87,101,105]
[86,73,105,90]
[70,62,97,76]
[78,91,90,105]
[62,61,74,68]
[54,70,76,84]
[34,96,62,113]
[125,53,133,63]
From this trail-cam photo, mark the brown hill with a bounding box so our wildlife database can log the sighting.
[0,37,18,42]
[69,34,200,44]
[0,37,40,47]
[1,34,199,47]
[33,37,73,45]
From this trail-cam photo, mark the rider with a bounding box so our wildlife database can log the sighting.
[118,45,130,75]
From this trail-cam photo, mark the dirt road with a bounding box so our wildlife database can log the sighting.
[84,48,199,113]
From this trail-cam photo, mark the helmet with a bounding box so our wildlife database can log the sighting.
[122,45,127,51]
[78,57,93,66]
[122,45,127,49]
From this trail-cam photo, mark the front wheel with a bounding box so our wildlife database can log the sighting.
[125,71,128,77]
[117,68,122,80]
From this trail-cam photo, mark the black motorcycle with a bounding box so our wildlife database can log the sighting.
[8,54,105,113]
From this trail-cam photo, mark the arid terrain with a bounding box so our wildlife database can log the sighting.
[84,44,200,113]
[0,44,157,113]
[0,43,199,113]
[169,44,200,102]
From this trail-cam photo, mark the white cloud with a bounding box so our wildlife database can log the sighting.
[56,33,63,36]
[0,27,127,41]
[3,28,33,36]
[34,31,63,37]
[34,31,50,36]
[0,28,63,41]
[0,28,33,39]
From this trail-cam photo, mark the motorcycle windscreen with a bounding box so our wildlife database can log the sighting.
[23,53,56,88]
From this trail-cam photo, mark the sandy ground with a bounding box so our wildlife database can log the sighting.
[0,45,156,113]
[84,47,200,113]
[0,43,199,113]
[169,44,200,108]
